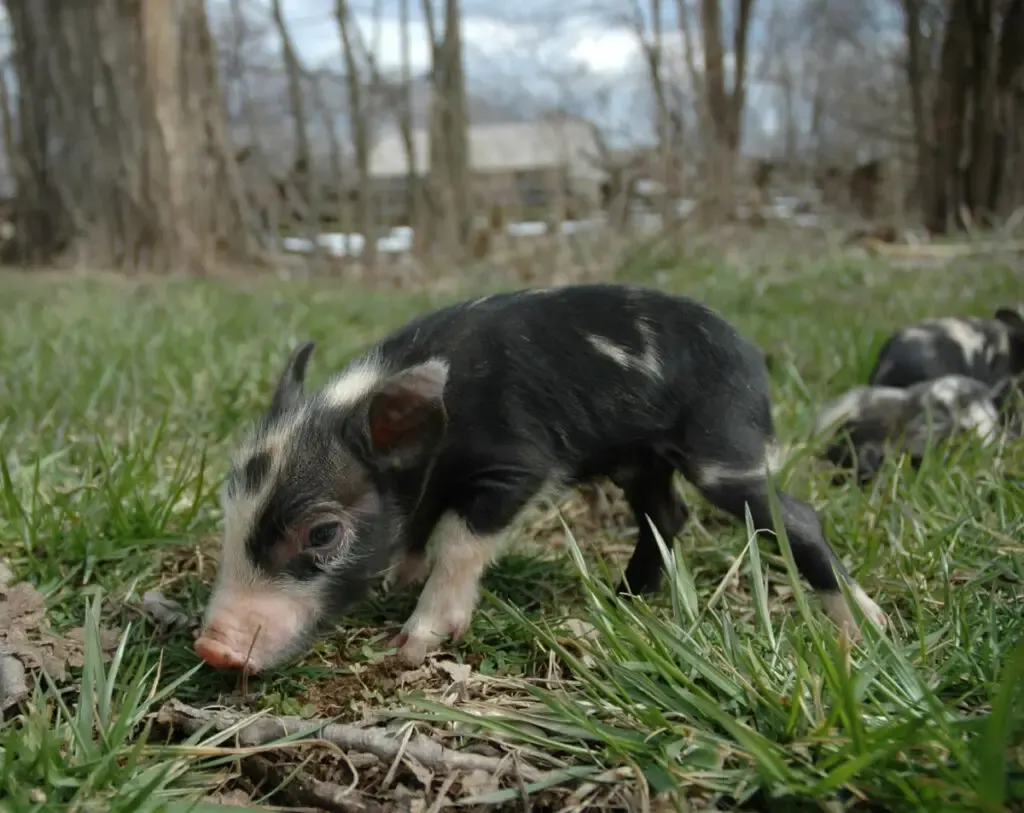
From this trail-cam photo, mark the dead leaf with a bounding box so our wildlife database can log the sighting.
[0,649,28,712]
[206,789,252,806]
[459,768,500,797]
[0,580,121,682]
[140,589,189,630]
[397,665,433,687]
[436,660,472,684]
[560,618,599,669]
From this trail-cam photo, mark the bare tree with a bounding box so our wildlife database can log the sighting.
[627,0,684,221]
[685,0,756,220]
[397,0,423,247]
[3,0,255,271]
[335,0,378,267]
[421,0,472,258]
[270,0,318,234]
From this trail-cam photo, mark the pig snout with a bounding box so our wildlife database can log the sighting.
[194,623,254,671]
[194,587,318,672]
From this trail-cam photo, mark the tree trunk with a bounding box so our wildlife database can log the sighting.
[398,0,423,243]
[901,0,933,221]
[698,0,756,222]
[335,0,377,268]
[926,0,971,233]
[636,0,676,223]
[923,0,1024,232]
[3,0,255,271]
[421,0,471,260]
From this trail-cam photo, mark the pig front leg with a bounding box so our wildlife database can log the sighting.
[381,547,431,594]
[389,513,503,666]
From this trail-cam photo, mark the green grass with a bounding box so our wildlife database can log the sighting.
[0,250,1022,811]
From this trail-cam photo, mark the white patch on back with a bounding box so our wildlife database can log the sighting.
[585,319,662,379]
[902,326,935,345]
[935,318,987,364]
[961,401,1000,445]
[928,375,973,406]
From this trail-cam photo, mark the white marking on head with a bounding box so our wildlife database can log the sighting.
[813,386,906,436]
[217,423,303,602]
[585,320,662,379]
[322,354,386,409]
[927,375,974,406]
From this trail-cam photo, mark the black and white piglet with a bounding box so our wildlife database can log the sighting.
[814,373,1022,484]
[867,306,1024,389]
[195,284,886,673]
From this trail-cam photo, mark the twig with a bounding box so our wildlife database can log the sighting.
[244,754,383,813]
[156,699,541,781]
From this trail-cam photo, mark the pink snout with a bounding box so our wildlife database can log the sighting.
[194,586,316,673]
[194,623,260,672]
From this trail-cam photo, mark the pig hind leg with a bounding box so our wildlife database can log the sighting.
[614,454,690,595]
[678,409,886,634]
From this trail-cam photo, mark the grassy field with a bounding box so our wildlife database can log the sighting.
[1,246,1023,812]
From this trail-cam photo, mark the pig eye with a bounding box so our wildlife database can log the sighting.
[307,521,344,549]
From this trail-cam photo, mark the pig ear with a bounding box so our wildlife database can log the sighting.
[994,307,1024,333]
[360,359,449,470]
[269,341,316,419]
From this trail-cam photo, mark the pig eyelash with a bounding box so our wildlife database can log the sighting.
[309,524,356,568]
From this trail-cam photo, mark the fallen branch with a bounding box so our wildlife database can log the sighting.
[156,699,540,781]
[243,754,384,813]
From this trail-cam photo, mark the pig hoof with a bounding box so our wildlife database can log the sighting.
[851,585,888,631]
[389,616,469,665]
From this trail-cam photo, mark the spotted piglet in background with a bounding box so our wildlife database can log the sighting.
[194,284,887,674]
[867,305,1024,389]
[813,373,1023,485]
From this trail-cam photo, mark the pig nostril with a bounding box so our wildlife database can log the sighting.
[194,632,254,671]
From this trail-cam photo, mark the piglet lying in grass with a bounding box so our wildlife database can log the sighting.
[868,306,1024,389]
[194,283,886,674]
[814,373,1023,485]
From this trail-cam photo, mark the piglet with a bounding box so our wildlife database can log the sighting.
[814,373,1021,485]
[867,306,1024,389]
[194,284,886,673]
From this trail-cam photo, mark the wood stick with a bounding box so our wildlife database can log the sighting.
[243,754,384,813]
[155,699,539,781]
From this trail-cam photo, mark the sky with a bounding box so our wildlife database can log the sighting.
[211,0,902,151]
[216,0,756,146]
